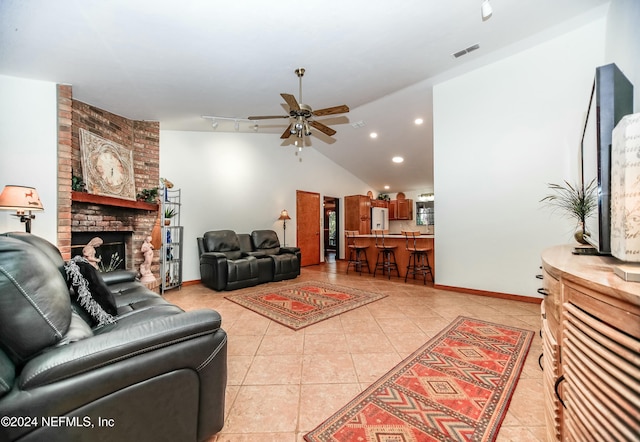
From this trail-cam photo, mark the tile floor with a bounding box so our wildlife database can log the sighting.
[164,260,545,442]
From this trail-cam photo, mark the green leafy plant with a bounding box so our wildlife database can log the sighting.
[540,179,597,227]
[136,187,158,203]
[164,207,176,219]
[72,175,86,192]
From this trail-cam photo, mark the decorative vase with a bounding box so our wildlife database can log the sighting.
[574,222,590,245]
[164,219,171,226]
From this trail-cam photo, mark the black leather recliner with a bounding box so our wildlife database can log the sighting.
[198,230,301,291]
[250,230,301,281]
[0,232,227,442]
[198,230,260,291]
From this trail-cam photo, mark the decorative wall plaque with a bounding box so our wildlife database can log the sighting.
[610,112,640,262]
[79,129,136,201]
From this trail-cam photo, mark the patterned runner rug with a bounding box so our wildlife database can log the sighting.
[305,316,534,441]
[225,280,387,330]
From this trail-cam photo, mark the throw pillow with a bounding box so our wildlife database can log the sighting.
[65,257,117,326]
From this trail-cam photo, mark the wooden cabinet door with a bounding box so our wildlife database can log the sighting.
[396,199,413,220]
[389,200,397,220]
[296,190,320,266]
[345,195,371,234]
[358,196,371,234]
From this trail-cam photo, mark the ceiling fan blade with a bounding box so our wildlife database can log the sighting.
[280,124,293,139]
[313,104,350,117]
[309,120,336,137]
[248,115,289,120]
[281,93,300,111]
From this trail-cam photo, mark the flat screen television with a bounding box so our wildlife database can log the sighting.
[580,63,633,254]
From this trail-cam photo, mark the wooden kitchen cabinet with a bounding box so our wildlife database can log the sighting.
[345,195,371,234]
[370,199,388,208]
[389,199,413,220]
[540,246,640,441]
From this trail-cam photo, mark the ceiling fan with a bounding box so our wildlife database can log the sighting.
[248,68,349,141]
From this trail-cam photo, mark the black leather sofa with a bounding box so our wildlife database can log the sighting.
[0,232,227,442]
[198,229,300,291]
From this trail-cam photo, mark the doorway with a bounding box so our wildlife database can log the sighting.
[323,196,339,263]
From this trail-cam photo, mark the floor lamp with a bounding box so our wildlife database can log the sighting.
[0,185,44,233]
[278,209,291,246]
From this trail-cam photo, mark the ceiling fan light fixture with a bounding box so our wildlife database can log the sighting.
[481,0,493,21]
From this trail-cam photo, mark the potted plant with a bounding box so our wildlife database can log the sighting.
[164,207,176,225]
[540,179,597,244]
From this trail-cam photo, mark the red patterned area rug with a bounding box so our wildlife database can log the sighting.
[305,316,534,442]
[225,281,387,330]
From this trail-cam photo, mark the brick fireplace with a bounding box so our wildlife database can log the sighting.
[56,85,160,279]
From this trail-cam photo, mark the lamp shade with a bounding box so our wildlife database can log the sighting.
[278,209,291,221]
[0,185,44,211]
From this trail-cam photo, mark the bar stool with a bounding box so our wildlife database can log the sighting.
[345,230,370,275]
[401,230,433,284]
[372,229,399,279]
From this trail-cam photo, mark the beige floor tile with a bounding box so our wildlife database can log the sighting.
[301,353,359,384]
[303,332,349,354]
[226,334,263,356]
[222,385,300,433]
[173,261,546,440]
[227,355,253,385]
[298,383,361,432]
[210,433,297,442]
[257,333,305,355]
[244,354,303,385]
[351,352,402,384]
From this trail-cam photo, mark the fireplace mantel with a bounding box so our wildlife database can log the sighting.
[72,191,158,211]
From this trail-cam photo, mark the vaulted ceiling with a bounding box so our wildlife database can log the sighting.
[0,0,609,192]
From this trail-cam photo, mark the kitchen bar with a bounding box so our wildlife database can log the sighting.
[349,233,435,281]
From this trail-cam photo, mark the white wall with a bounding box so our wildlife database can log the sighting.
[160,130,372,282]
[433,17,607,297]
[0,75,58,242]
[605,0,640,111]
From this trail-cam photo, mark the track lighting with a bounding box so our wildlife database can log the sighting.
[481,0,492,21]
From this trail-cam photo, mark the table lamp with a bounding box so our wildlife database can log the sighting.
[0,185,44,233]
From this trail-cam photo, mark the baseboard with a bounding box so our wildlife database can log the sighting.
[433,284,541,304]
[182,279,201,287]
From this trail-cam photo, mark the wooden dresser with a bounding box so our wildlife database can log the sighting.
[540,246,640,441]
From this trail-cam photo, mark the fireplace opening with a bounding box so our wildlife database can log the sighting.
[71,231,132,272]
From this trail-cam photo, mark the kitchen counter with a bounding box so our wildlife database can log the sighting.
[347,234,435,280]
[353,233,435,239]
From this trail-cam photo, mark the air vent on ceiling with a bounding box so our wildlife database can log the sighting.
[351,120,366,129]
[453,43,480,58]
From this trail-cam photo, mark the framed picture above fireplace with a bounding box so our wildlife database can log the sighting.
[80,129,136,201]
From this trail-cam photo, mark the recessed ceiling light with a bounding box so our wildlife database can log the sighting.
[414,118,423,125]
[370,132,378,139]
[384,185,390,190]
[392,156,404,163]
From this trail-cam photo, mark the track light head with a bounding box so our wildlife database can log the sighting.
[481,0,492,21]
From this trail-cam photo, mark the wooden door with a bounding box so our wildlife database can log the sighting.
[296,190,320,266]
